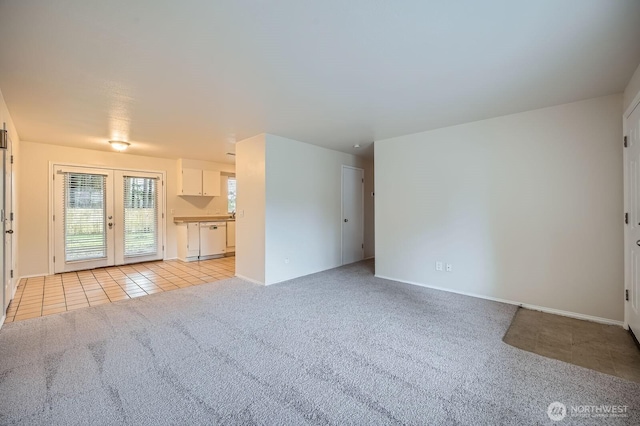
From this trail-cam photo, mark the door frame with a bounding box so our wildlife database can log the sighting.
[113,169,165,265]
[6,132,15,302]
[623,92,640,331]
[1,123,16,318]
[48,162,166,275]
[52,165,115,273]
[341,165,364,265]
[1,125,6,315]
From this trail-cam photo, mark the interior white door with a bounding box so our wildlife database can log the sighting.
[0,132,5,314]
[54,166,115,273]
[114,171,164,264]
[3,133,13,313]
[342,166,364,265]
[626,102,640,335]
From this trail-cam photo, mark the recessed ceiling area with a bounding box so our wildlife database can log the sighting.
[0,0,639,162]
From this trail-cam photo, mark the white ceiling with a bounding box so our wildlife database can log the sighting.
[0,0,639,163]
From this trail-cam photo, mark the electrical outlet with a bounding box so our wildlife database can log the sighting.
[446,263,452,272]
[435,261,443,271]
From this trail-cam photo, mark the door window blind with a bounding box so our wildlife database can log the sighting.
[64,173,107,262]
[123,176,158,257]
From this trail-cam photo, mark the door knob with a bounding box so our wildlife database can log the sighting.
[344,219,348,222]
[5,229,13,234]
[108,223,113,228]
[636,240,640,246]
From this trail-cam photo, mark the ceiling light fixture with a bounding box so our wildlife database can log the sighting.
[353,144,361,148]
[109,140,130,151]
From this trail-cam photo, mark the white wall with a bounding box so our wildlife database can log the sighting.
[235,134,266,284]
[375,94,624,322]
[624,62,640,113]
[18,141,233,277]
[264,134,365,284]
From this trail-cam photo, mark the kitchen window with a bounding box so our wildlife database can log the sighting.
[228,177,236,213]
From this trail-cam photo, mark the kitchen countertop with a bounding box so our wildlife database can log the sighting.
[173,216,235,223]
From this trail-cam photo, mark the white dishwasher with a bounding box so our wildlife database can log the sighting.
[199,222,227,258]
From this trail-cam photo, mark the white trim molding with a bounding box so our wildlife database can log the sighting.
[375,274,625,327]
[235,274,265,286]
[625,89,640,119]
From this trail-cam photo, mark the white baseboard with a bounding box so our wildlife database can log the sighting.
[364,256,375,260]
[198,254,226,261]
[18,273,48,280]
[374,274,624,327]
[235,274,265,286]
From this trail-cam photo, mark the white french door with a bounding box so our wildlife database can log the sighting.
[114,171,163,264]
[53,165,164,273]
[54,166,114,272]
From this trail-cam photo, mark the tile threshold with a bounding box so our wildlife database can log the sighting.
[5,257,235,323]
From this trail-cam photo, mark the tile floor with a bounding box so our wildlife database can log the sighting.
[4,256,235,323]
[503,307,640,383]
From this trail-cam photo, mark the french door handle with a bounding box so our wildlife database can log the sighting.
[5,229,13,234]
[637,240,640,247]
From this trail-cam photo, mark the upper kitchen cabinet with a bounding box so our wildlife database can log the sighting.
[179,167,203,195]
[203,170,221,196]
[177,159,221,196]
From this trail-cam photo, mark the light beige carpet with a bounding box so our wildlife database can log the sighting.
[1,261,639,424]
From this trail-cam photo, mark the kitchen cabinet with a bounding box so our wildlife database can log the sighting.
[179,168,203,196]
[177,166,221,197]
[176,222,201,261]
[176,220,229,261]
[202,170,221,196]
[186,222,200,258]
[226,221,236,251]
